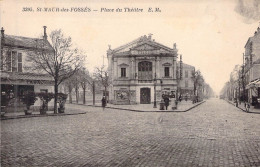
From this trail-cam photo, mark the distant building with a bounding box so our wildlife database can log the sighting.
[0,26,54,110]
[244,26,260,105]
[107,34,178,104]
[178,62,195,99]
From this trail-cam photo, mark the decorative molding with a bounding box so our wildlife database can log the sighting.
[118,63,129,67]
[162,62,172,66]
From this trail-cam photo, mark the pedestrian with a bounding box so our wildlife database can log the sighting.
[179,95,182,102]
[101,96,106,111]
[164,96,170,110]
[245,102,250,112]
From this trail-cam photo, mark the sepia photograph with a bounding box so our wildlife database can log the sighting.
[1,0,260,166]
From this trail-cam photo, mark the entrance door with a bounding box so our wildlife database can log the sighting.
[140,88,151,104]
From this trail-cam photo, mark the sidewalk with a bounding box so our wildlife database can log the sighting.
[85,100,205,112]
[225,99,260,114]
[1,108,86,120]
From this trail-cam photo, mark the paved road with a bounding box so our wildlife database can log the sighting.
[1,98,260,167]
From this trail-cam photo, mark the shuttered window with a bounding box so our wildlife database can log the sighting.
[7,51,12,71]
[18,53,22,72]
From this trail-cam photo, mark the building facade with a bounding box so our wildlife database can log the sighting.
[178,62,195,99]
[244,26,260,105]
[107,35,178,104]
[0,26,54,110]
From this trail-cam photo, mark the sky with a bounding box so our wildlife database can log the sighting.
[1,0,260,94]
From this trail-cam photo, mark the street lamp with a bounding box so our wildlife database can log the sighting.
[153,72,157,108]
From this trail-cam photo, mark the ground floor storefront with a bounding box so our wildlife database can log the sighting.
[110,84,177,105]
[1,72,54,112]
[179,88,194,100]
[246,78,260,108]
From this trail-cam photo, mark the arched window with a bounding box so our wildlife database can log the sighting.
[138,61,152,81]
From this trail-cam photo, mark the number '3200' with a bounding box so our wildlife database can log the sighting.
[22,7,33,12]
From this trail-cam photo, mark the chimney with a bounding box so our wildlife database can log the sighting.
[43,26,47,40]
[173,43,176,49]
[1,27,4,38]
[148,33,153,40]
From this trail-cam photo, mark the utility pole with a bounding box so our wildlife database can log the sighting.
[242,53,246,104]
[176,54,183,108]
[93,80,95,106]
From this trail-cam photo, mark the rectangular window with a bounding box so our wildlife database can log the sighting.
[12,51,17,72]
[165,67,169,77]
[6,51,12,72]
[18,53,22,72]
[0,50,4,71]
[185,80,188,87]
[121,68,126,77]
[185,71,188,78]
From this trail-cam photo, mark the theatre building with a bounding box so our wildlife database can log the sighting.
[0,27,54,110]
[107,34,178,104]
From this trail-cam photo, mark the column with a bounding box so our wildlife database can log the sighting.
[135,59,138,80]
[114,58,118,79]
[156,57,160,78]
[153,57,156,79]
[173,56,177,79]
[131,57,134,79]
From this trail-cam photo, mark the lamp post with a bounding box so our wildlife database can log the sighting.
[153,72,157,108]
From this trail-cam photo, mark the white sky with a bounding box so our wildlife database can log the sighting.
[1,0,259,94]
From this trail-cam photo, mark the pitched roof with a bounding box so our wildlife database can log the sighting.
[112,35,176,54]
[1,71,54,81]
[177,61,195,69]
[3,35,53,51]
[253,58,260,64]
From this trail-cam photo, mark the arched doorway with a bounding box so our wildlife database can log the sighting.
[138,61,152,82]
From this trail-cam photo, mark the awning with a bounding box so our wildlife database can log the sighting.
[246,78,260,89]
[0,71,54,85]
[255,80,260,87]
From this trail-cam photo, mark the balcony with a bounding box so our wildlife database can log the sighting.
[138,80,153,83]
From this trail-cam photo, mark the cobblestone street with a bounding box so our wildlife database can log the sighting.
[1,98,260,167]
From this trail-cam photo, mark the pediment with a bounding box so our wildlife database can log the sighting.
[162,62,172,66]
[112,35,176,56]
[118,63,129,67]
[131,43,160,51]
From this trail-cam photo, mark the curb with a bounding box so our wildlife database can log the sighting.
[81,101,206,112]
[225,99,246,113]
[224,99,260,114]
[0,112,86,120]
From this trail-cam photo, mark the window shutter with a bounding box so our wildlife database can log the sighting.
[18,53,22,72]
[7,51,12,71]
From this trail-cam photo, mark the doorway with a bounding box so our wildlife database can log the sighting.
[140,88,151,104]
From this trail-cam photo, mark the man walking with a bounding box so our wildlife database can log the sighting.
[101,96,106,111]
[164,95,170,110]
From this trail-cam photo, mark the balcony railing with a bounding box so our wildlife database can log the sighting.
[138,80,153,83]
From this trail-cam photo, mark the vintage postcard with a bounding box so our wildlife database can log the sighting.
[1,0,260,166]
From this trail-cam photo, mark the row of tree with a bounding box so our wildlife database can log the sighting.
[190,69,215,100]
[28,29,110,113]
[220,65,246,101]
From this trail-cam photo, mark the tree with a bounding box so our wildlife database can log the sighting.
[75,68,91,104]
[191,70,203,95]
[64,76,74,104]
[93,66,111,102]
[27,29,85,113]
[191,70,205,102]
